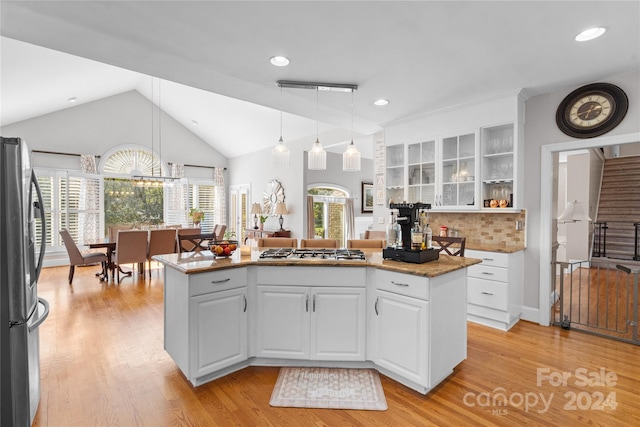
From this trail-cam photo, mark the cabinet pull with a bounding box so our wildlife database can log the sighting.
[375,297,379,316]
[391,281,409,287]
[243,294,247,312]
[481,291,494,296]
[211,278,231,284]
[312,294,316,312]
[305,294,309,312]
[481,272,494,275]
[482,258,494,262]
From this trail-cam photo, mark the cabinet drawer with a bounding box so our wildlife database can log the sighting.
[189,268,247,296]
[467,264,508,282]
[465,250,509,268]
[257,266,366,287]
[375,269,429,300]
[467,277,507,311]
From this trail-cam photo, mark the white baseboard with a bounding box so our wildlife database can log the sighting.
[521,305,542,325]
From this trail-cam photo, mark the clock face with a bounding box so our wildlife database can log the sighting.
[556,83,628,139]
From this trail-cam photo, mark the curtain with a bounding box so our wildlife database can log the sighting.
[214,167,226,227]
[306,195,315,238]
[78,155,100,243]
[165,163,188,226]
[344,198,355,241]
[80,154,98,174]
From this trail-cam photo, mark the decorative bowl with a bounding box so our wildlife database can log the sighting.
[209,240,238,257]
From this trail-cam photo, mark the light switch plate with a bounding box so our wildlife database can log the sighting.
[378,216,385,224]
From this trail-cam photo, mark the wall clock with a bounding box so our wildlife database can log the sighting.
[556,82,628,139]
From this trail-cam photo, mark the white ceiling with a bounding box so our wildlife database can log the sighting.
[1,1,639,159]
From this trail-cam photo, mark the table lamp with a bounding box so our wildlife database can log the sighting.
[251,203,262,229]
[275,202,288,231]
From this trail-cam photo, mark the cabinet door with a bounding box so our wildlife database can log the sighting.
[437,132,478,209]
[310,287,366,361]
[190,287,247,378]
[256,286,310,359]
[373,290,429,387]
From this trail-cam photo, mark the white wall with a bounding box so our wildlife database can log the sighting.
[0,90,227,176]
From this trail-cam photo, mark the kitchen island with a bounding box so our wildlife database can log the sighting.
[154,249,481,394]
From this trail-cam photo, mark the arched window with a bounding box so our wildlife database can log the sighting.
[101,145,168,176]
[308,185,352,247]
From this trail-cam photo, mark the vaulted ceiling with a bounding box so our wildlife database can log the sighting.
[1,1,639,159]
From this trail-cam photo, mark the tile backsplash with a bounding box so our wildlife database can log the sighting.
[427,210,526,248]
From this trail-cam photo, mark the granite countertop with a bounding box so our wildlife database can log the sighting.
[464,242,526,253]
[153,248,482,278]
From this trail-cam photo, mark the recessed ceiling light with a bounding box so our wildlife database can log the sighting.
[270,56,290,67]
[68,97,77,103]
[374,99,389,106]
[575,27,606,42]
[192,120,199,126]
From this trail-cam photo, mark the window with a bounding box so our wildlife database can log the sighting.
[308,186,350,247]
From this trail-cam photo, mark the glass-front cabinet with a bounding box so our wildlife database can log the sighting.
[407,140,436,205]
[385,144,404,205]
[438,132,478,209]
[481,124,515,209]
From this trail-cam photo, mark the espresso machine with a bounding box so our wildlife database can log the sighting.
[383,202,440,263]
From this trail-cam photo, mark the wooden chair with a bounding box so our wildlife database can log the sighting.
[114,230,149,282]
[59,228,108,284]
[300,239,339,249]
[432,236,466,257]
[147,228,178,277]
[347,239,385,249]
[257,237,297,248]
[364,230,386,240]
[177,227,202,252]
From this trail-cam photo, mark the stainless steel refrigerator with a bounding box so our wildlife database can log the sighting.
[1,137,49,426]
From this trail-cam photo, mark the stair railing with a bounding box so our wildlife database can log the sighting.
[593,222,608,257]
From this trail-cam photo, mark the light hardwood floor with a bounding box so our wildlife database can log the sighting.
[34,264,640,426]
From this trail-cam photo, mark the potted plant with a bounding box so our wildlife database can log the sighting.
[259,214,268,230]
[189,208,204,227]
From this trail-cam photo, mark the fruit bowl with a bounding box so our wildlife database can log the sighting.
[209,240,238,258]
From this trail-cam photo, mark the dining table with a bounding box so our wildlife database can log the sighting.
[85,239,131,281]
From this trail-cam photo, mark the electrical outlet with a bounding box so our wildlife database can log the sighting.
[378,216,385,224]
[516,220,524,230]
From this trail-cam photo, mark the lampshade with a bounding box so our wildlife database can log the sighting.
[275,202,288,215]
[558,200,592,223]
[308,138,327,170]
[251,203,262,215]
[343,141,361,171]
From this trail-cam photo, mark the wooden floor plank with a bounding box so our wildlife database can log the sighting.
[33,264,640,426]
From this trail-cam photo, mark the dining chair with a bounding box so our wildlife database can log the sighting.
[364,230,386,240]
[177,227,202,252]
[347,239,385,249]
[108,224,133,241]
[59,228,108,284]
[257,238,297,248]
[114,230,149,282]
[147,228,178,277]
[300,239,339,249]
[214,224,227,241]
[432,236,466,257]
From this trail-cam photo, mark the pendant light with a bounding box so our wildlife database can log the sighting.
[343,90,361,171]
[308,88,326,170]
[271,85,289,168]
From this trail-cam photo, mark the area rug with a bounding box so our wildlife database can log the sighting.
[269,367,387,410]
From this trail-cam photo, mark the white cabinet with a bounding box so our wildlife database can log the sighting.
[191,287,247,378]
[374,288,429,386]
[384,132,479,210]
[436,132,478,209]
[255,266,367,361]
[465,249,524,330]
[370,268,467,392]
[163,267,248,386]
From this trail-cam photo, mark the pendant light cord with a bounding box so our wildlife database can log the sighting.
[280,85,283,140]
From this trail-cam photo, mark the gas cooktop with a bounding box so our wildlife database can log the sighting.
[259,248,366,261]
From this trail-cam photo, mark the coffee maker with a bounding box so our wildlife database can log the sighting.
[383,202,439,263]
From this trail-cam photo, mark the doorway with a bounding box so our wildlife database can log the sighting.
[229,184,250,243]
[539,131,640,327]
